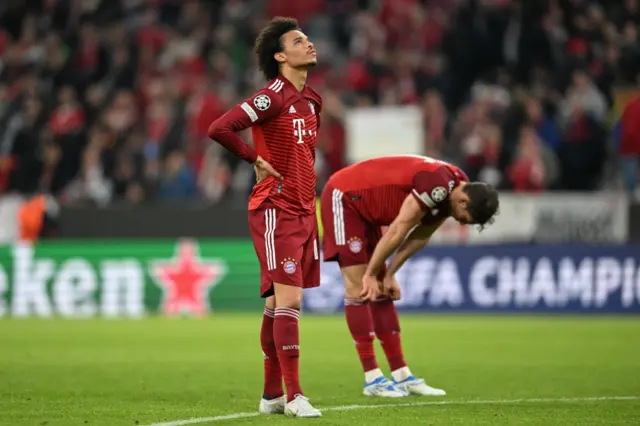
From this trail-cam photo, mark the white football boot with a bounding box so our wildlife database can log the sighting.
[258,395,285,414]
[284,395,322,417]
[393,376,446,396]
[363,376,406,397]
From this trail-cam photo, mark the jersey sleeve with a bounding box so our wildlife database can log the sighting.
[306,87,323,129]
[411,167,452,212]
[208,89,283,164]
[238,89,284,125]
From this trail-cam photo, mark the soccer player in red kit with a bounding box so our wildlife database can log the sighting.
[320,155,499,397]
[208,18,323,418]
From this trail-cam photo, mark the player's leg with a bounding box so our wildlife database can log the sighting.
[272,283,321,417]
[320,186,380,378]
[342,265,378,379]
[367,229,446,397]
[269,211,321,417]
[370,295,446,397]
[258,295,286,414]
[370,295,406,380]
[341,264,405,398]
[320,187,403,397]
[249,208,286,414]
[272,284,303,400]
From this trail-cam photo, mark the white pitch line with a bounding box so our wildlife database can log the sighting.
[145,396,640,426]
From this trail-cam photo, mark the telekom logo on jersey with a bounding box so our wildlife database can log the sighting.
[293,118,316,144]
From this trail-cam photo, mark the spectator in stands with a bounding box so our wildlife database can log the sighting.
[560,70,608,125]
[422,90,449,157]
[1,96,45,194]
[157,150,197,200]
[525,96,561,151]
[620,94,640,199]
[508,125,559,192]
[65,144,112,206]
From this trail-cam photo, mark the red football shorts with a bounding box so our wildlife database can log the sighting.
[320,184,383,268]
[248,203,320,298]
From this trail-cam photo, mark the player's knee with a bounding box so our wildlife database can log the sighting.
[273,283,303,309]
[264,295,276,310]
[341,264,367,300]
[344,280,363,299]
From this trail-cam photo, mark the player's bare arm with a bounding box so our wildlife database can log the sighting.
[380,219,446,300]
[386,218,445,278]
[361,195,425,301]
[381,218,446,299]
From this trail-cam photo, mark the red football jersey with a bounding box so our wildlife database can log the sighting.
[210,76,322,215]
[328,155,469,226]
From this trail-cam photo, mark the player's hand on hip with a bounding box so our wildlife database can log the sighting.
[254,156,282,183]
[361,275,380,301]
[383,276,401,301]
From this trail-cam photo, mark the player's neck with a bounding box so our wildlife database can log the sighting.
[280,67,308,92]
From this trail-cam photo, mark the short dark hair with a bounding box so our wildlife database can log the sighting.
[463,182,499,230]
[254,17,300,81]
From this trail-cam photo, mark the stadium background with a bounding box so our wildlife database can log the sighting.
[1,0,639,316]
[1,1,639,425]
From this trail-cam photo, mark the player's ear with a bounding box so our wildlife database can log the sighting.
[274,52,286,63]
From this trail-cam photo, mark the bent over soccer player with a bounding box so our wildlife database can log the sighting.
[320,155,499,397]
[208,17,323,418]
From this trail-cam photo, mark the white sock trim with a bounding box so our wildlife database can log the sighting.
[274,307,300,320]
[391,366,412,382]
[365,368,384,384]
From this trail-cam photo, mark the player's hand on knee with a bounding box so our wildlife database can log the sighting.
[361,275,380,301]
[254,156,282,182]
[383,276,401,301]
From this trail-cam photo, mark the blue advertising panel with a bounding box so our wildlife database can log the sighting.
[305,245,640,314]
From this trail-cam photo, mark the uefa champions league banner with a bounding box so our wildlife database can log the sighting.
[305,245,640,314]
[0,240,639,317]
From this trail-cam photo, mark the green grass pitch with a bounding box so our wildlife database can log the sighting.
[1,315,639,425]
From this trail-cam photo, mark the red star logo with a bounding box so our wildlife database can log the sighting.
[150,240,226,316]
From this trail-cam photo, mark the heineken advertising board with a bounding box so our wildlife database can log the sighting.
[0,240,262,318]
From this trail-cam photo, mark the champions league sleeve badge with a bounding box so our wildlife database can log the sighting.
[254,94,271,111]
[431,186,448,203]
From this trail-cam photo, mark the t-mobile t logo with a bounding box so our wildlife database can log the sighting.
[293,118,306,144]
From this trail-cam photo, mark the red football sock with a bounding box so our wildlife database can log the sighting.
[344,299,378,372]
[274,307,303,402]
[371,298,407,371]
[260,307,283,399]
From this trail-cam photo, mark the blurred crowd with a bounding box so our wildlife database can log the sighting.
[0,0,639,207]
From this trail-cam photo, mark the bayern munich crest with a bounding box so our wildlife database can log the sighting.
[281,257,297,274]
[347,237,363,254]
